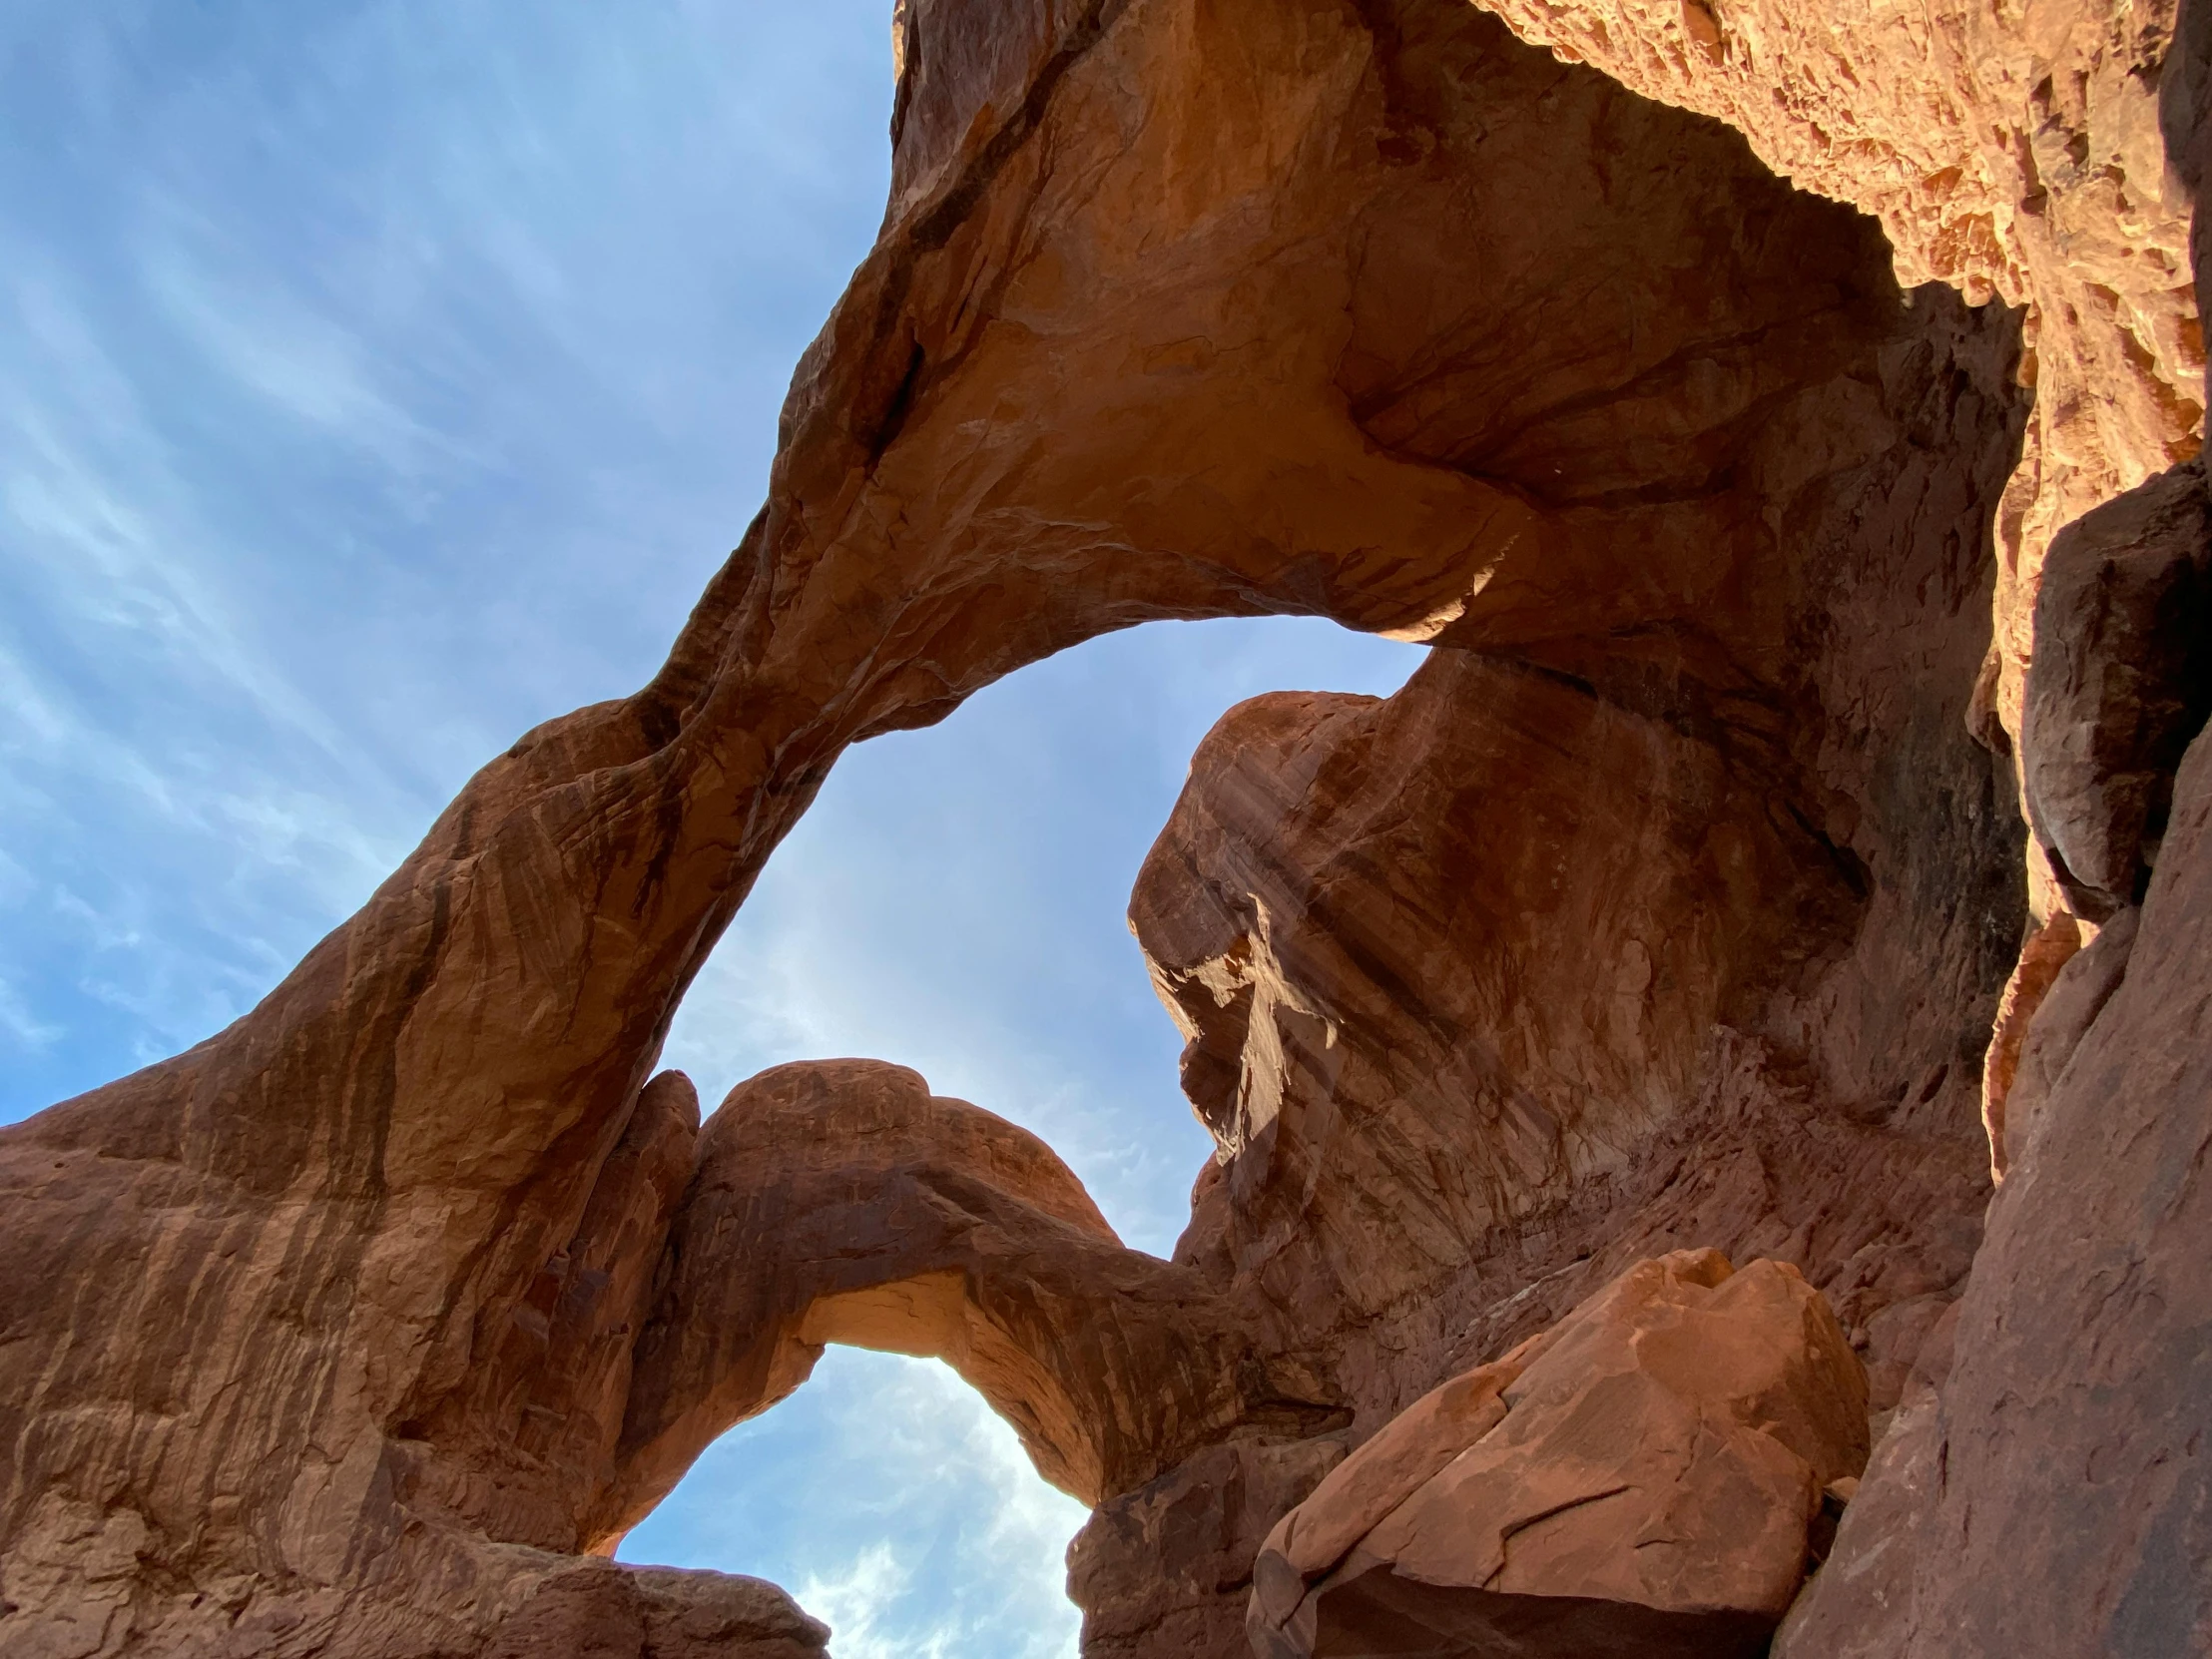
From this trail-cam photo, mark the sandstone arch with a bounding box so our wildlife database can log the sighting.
[1,0,2206,1651]
[593,1059,1343,1545]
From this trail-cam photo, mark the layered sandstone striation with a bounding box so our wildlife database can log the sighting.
[1,0,2209,1654]
[599,1060,1342,1541]
[1779,720,2212,1657]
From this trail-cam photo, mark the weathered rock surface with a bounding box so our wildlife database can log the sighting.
[479,1560,830,1659]
[2,0,2209,1652]
[2022,458,2212,911]
[1778,721,2212,1655]
[1469,0,2207,764]
[1249,1251,1866,1659]
[1067,1436,1349,1659]
[1135,632,2017,1429]
[1975,910,2084,1181]
[600,1060,1343,1542]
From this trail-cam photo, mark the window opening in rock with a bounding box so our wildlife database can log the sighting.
[664,615,1421,1256]
[618,615,1419,1656]
[620,1349,1089,1659]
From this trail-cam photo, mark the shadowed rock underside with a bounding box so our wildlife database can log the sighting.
[1,0,2208,1655]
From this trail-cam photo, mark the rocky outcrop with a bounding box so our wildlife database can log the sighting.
[2022,459,2212,913]
[1067,1437,1349,1659]
[1777,721,2212,1656]
[478,1561,829,1659]
[1134,633,2017,1429]
[1250,1252,1867,1659]
[1468,0,2206,767]
[1,0,2209,1652]
[599,1060,1342,1542]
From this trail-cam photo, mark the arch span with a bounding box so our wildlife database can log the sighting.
[594,1060,1343,1546]
[0,0,2073,1650]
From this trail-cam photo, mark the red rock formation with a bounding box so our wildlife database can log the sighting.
[479,1561,830,1659]
[597,1060,1342,1543]
[1777,721,2212,1656]
[0,0,2207,1652]
[2021,459,2212,913]
[1068,1437,1351,1659]
[1131,636,2015,1430]
[1468,0,2207,764]
[1250,1252,1867,1659]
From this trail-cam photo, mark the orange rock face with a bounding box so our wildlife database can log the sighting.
[1132,636,2015,1427]
[1250,1252,1867,1659]
[0,0,2208,1653]
[600,1060,1342,1541]
[1779,723,2212,1657]
[1470,0,2206,756]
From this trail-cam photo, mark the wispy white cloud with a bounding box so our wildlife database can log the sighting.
[0,975,61,1051]
[627,1350,1087,1659]
[797,1543,927,1659]
[0,1,899,1121]
[0,8,1418,1655]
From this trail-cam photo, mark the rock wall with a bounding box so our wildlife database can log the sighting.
[1251,1251,1869,1659]
[0,0,2207,1654]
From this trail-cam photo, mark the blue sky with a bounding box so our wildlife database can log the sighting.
[0,5,1417,1653]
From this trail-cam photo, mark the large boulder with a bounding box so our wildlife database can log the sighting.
[1250,1251,1867,1659]
[2021,459,2212,914]
[479,1560,830,1659]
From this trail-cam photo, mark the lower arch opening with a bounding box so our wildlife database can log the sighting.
[611,616,1422,1654]
[618,1348,1090,1659]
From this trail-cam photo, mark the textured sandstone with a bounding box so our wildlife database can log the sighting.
[1250,1252,1868,1659]
[0,5,2042,1647]
[478,1561,830,1659]
[1066,1437,1349,1659]
[0,0,2208,1652]
[1135,632,2016,1429]
[1976,910,2084,1180]
[600,1060,1342,1541]
[2021,458,2212,910]
[1778,723,2212,1655]
[1467,0,2207,762]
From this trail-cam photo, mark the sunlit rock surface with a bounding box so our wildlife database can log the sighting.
[1250,1251,1867,1659]
[1,0,2208,1653]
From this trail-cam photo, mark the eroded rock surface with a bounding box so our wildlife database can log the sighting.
[479,1560,830,1659]
[1778,722,2212,1656]
[1134,629,2017,1429]
[1250,1251,1867,1659]
[1,0,2208,1652]
[600,1060,1343,1542]
[2022,458,2212,911]
[1067,1436,1350,1659]
[1471,0,2207,761]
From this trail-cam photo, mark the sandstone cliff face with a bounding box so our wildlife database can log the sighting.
[1132,614,2019,1426]
[1778,719,2212,1657]
[2,0,2208,1654]
[1469,0,2207,758]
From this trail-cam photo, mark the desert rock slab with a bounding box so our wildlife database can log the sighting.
[1251,1251,1868,1659]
